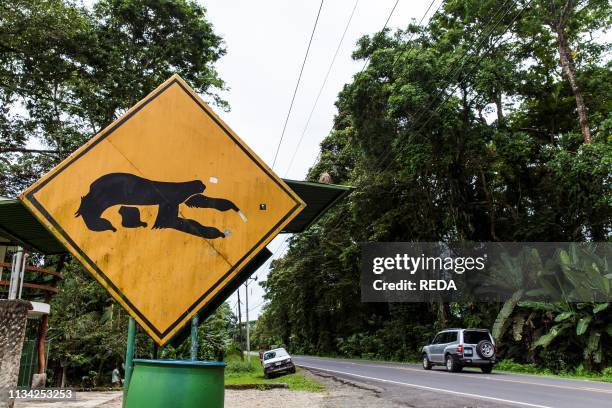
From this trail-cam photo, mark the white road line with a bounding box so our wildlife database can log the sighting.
[361,363,612,394]
[298,364,552,408]
[298,357,612,393]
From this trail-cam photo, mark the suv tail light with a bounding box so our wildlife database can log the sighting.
[457,344,463,354]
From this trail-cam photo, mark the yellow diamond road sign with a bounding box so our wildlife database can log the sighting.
[20,75,305,345]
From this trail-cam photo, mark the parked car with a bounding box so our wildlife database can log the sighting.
[262,347,296,378]
[421,328,496,373]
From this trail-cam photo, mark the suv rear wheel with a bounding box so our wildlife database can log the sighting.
[422,354,432,370]
[445,354,462,373]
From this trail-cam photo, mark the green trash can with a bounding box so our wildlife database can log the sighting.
[125,359,226,408]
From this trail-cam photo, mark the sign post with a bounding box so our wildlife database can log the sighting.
[190,315,199,360]
[122,317,135,407]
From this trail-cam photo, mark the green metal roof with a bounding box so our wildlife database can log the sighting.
[0,198,66,254]
[0,180,351,255]
[282,179,352,233]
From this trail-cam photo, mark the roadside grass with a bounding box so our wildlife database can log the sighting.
[495,359,612,383]
[224,353,324,391]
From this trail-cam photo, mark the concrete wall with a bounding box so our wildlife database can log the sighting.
[0,300,32,408]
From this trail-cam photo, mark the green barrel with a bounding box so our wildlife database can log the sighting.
[125,359,226,408]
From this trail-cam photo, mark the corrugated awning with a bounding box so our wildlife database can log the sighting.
[281,179,351,233]
[0,198,67,254]
[0,180,351,255]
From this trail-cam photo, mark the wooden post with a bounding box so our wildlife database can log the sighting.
[32,255,65,388]
[36,314,48,374]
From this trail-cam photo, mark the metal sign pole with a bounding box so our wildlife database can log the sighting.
[190,315,199,360]
[123,317,136,407]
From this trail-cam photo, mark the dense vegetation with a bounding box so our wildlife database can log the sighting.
[256,0,611,374]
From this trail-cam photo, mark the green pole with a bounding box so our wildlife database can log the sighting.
[152,341,159,359]
[123,317,136,407]
[190,314,199,360]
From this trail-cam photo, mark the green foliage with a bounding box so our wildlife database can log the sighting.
[48,259,130,385]
[259,0,611,373]
[496,359,612,382]
[1,0,610,382]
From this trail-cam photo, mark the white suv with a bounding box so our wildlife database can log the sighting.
[421,329,496,373]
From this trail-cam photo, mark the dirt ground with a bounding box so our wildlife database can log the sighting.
[13,369,391,408]
[224,369,393,408]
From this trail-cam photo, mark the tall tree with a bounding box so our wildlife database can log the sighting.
[525,0,611,144]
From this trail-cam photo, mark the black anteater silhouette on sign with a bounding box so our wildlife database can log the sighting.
[75,173,245,239]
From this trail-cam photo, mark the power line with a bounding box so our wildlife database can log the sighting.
[389,0,443,69]
[294,0,444,236]
[300,0,440,179]
[258,3,445,280]
[241,239,290,317]
[269,1,530,315]
[248,299,267,314]
[285,0,401,177]
[284,0,361,177]
[359,0,401,72]
[341,0,515,178]
[260,239,290,273]
[271,0,325,170]
[247,237,290,285]
[375,0,526,175]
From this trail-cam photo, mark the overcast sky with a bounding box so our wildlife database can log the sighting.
[199,0,437,320]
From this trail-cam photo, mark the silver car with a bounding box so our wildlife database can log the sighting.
[421,328,496,373]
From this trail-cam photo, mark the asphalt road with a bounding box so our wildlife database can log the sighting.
[294,355,612,408]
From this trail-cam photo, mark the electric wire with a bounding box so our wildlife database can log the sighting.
[258,1,529,313]
[376,0,530,175]
[271,0,325,170]
[304,0,530,243]
[359,0,401,72]
[284,0,361,177]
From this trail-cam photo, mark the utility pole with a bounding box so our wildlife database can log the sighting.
[245,281,250,368]
[244,276,257,368]
[237,290,243,361]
